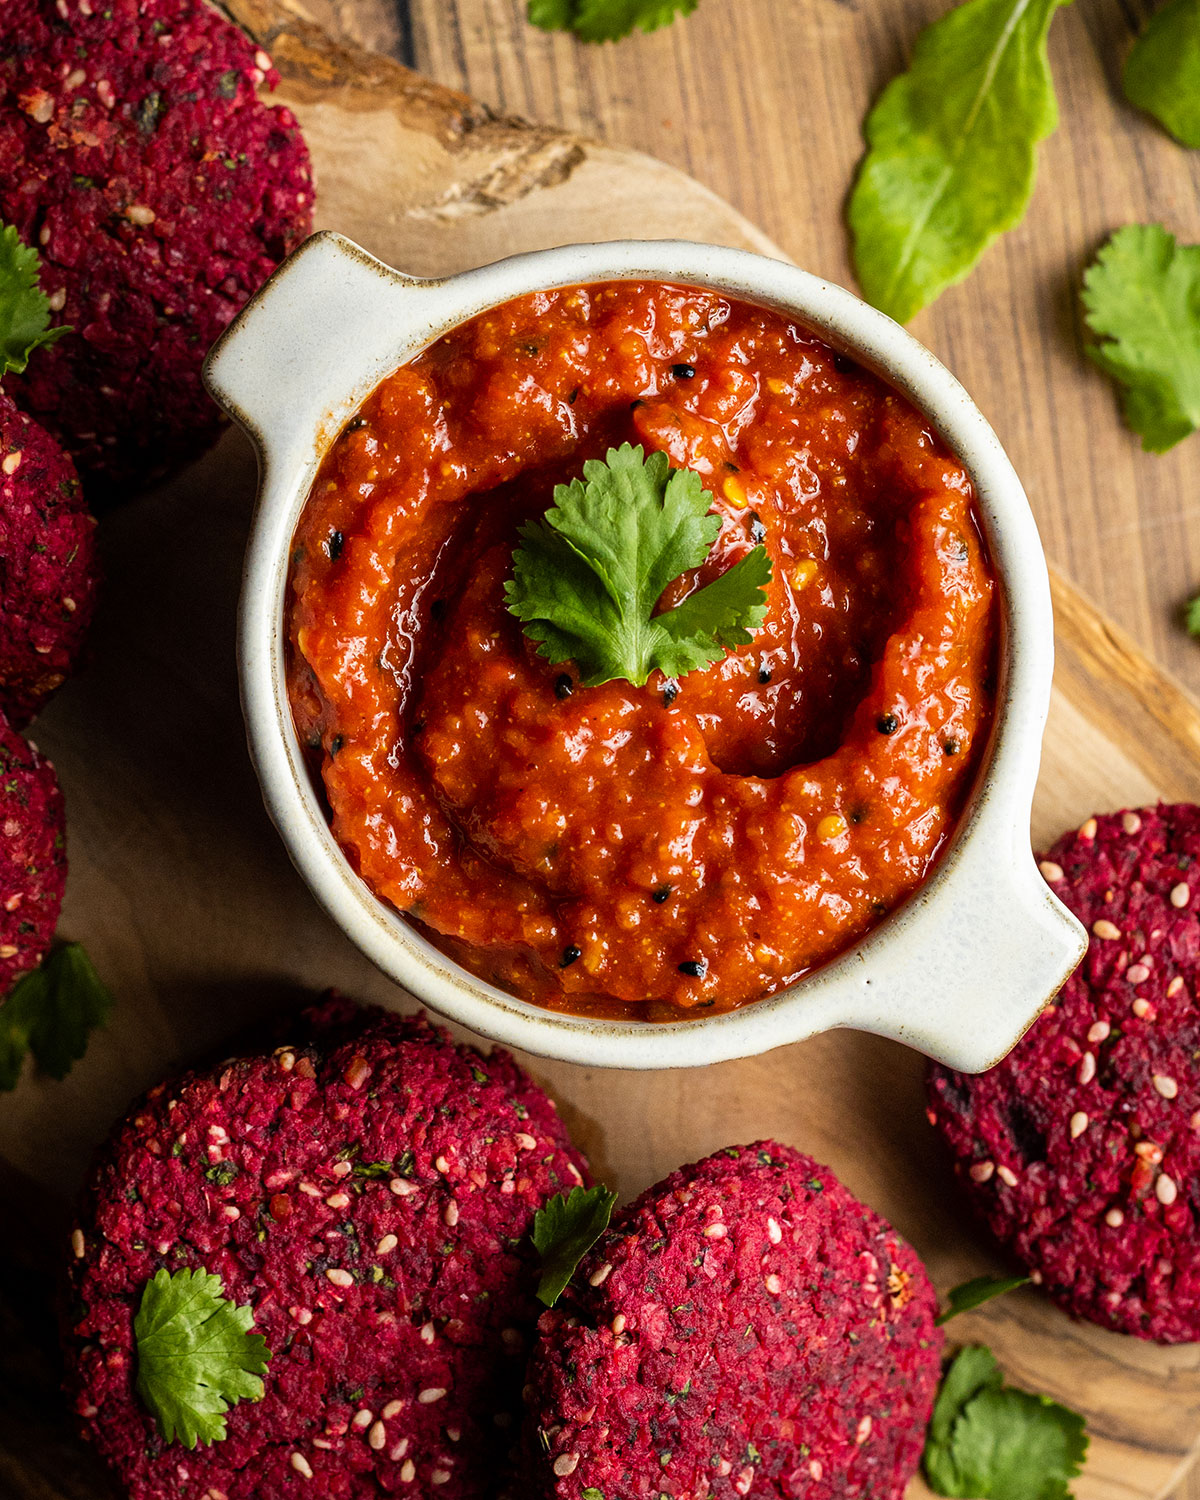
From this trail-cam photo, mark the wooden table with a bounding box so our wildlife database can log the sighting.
[294,0,1200,1492]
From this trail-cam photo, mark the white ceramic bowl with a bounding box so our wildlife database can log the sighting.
[206,230,1086,1073]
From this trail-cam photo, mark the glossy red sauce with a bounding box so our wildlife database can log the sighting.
[287,282,996,1021]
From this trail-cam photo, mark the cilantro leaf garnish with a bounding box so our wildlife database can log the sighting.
[936,1273,1031,1325]
[849,0,1071,324]
[924,1345,1088,1500]
[134,1268,271,1449]
[1081,223,1200,452]
[531,1184,618,1306]
[1124,0,1200,150]
[528,0,698,43]
[0,222,69,376]
[0,942,112,1091]
[505,444,770,688]
[1186,592,1200,638]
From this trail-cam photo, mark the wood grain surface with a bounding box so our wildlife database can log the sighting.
[4,3,1200,1499]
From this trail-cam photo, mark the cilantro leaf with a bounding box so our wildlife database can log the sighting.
[849,0,1071,324]
[1081,223,1200,452]
[0,942,112,1091]
[527,0,698,42]
[1186,592,1200,637]
[531,1184,618,1306]
[0,223,69,376]
[1124,0,1200,149]
[925,1346,1088,1500]
[505,444,770,687]
[134,1268,271,1449]
[936,1273,1031,1325]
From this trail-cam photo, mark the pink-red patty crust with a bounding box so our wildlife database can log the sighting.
[515,1141,942,1500]
[929,804,1200,1342]
[65,997,590,1500]
[0,0,313,494]
[0,709,65,997]
[0,391,98,726]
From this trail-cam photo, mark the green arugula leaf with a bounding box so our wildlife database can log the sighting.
[0,942,112,1090]
[531,1184,618,1306]
[1124,0,1200,149]
[925,1346,1088,1500]
[505,444,771,688]
[527,0,698,42]
[1081,223,1200,452]
[936,1273,1031,1325]
[0,223,69,376]
[134,1268,271,1449]
[849,0,1071,324]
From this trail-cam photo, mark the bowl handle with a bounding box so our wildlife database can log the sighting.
[856,820,1088,1074]
[203,231,432,465]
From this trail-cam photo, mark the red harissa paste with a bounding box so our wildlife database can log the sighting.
[287,282,996,1021]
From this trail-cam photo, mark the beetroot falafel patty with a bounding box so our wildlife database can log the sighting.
[0,709,65,996]
[0,391,98,725]
[929,804,1200,1343]
[516,1142,942,1500]
[65,998,589,1499]
[0,0,313,493]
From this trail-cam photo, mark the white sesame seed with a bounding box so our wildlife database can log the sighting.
[352,1410,372,1429]
[276,1051,295,1072]
[857,1415,872,1444]
[1039,860,1064,882]
[515,1133,537,1151]
[71,1228,85,1258]
[325,1268,353,1288]
[377,1234,398,1255]
[1105,1207,1125,1227]
[326,1193,350,1210]
[446,1429,460,1443]
[294,1308,312,1325]
[1078,1052,1097,1086]
[124,204,156,226]
[255,48,272,70]
[435,1155,451,1173]
[1080,818,1098,839]
[1169,977,1186,998]
[809,1460,823,1482]
[400,1460,416,1483]
[553,1454,580,1478]
[766,1217,782,1244]
[1133,997,1154,1018]
[96,78,115,108]
[1087,1020,1111,1043]
[589,1262,612,1287]
[390,1178,416,1196]
[567,1162,584,1185]
[420,1321,435,1344]
[1123,812,1142,835]
[1172,883,1191,909]
[1154,1075,1179,1099]
[997,1165,1018,1187]
[611,1314,627,1335]
[0,944,17,960]
[431,1472,451,1487]
[764,1273,782,1294]
[368,1421,386,1451]
[223,1205,240,1221]
[300,1181,321,1197]
[1070,1112,1089,1139]
[390,1440,409,1461]
[418,1387,447,1404]
[331,1160,352,1178]
[703,1222,727,1239]
[290,1454,313,1479]
[383,1400,403,1419]
[312,1439,332,1451]
[65,68,86,88]
[1,452,22,476]
[1092,919,1121,941]
[1127,964,1150,985]
[1192,1112,1200,1131]
[444,1200,460,1227]
[1157,1174,1179,1205]
[969,1161,995,1183]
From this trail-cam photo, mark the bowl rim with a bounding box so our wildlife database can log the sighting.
[216,233,1085,1072]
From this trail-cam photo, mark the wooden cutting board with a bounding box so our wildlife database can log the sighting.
[2,6,1200,1497]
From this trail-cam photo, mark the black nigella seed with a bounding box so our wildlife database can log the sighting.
[630,398,646,411]
[330,735,344,755]
[758,665,772,685]
[430,598,446,621]
[347,416,367,432]
[663,680,679,707]
[411,720,425,736]
[877,713,899,735]
[943,738,960,756]
[673,363,696,380]
[560,945,582,968]
[832,353,859,376]
[568,387,580,405]
[678,959,707,979]
[327,529,344,561]
[554,674,574,700]
[749,512,767,544]
[653,884,672,903]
